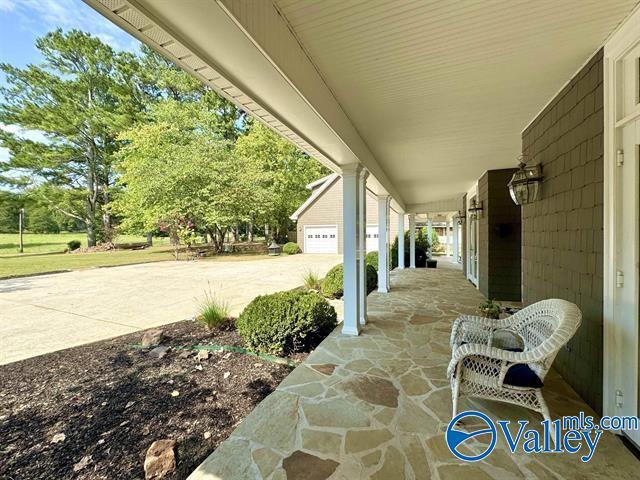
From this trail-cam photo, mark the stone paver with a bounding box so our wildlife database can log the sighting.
[189,258,639,479]
[0,253,340,365]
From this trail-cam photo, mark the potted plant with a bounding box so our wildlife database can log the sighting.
[478,299,502,319]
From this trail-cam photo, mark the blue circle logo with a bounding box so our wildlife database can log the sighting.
[446,410,497,462]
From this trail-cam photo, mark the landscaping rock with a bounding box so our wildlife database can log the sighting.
[51,433,66,444]
[144,439,177,479]
[73,455,92,472]
[196,350,211,361]
[178,350,193,359]
[148,346,170,359]
[141,329,164,347]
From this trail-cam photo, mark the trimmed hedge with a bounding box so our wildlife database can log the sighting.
[365,251,378,271]
[237,290,337,355]
[67,240,81,251]
[321,263,377,299]
[282,242,301,255]
[391,229,431,268]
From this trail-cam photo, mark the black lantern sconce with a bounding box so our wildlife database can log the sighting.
[508,155,543,205]
[468,198,483,219]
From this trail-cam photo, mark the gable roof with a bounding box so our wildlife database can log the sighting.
[290,173,340,221]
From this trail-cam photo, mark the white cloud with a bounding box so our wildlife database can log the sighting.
[6,0,140,52]
[0,0,16,12]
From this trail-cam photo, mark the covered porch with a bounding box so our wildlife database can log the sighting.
[188,259,638,479]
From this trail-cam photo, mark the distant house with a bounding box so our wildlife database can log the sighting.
[290,174,399,254]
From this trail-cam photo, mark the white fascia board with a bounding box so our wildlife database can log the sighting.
[306,174,334,190]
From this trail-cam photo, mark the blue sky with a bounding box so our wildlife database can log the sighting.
[0,0,141,166]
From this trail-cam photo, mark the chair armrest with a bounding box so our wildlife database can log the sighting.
[450,315,509,349]
[447,342,546,380]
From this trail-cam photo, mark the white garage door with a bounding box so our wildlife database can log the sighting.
[304,226,338,253]
[366,225,379,252]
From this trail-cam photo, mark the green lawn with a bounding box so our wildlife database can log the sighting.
[0,232,171,256]
[0,232,274,279]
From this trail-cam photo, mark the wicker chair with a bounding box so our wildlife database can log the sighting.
[447,299,581,436]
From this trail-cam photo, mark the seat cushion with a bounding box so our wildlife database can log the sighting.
[504,363,544,388]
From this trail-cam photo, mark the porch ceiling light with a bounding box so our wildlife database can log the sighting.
[508,157,543,205]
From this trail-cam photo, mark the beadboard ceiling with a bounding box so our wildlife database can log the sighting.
[274,0,638,204]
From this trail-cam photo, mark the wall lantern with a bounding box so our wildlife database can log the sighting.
[457,209,466,224]
[508,156,543,205]
[468,198,483,219]
[268,240,281,256]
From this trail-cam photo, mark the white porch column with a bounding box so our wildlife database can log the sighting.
[446,220,451,256]
[453,217,459,262]
[341,164,363,336]
[427,217,433,244]
[358,169,369,326]
[397,212,405,269]
[409,213,416,269]
[377,195,391,293]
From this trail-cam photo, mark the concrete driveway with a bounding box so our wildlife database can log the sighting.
[0,254,341,365]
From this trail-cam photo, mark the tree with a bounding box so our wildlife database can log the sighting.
[0,29,144,246]
[234,123,329,241]
[0,190,22,233]
[113,99,266,252]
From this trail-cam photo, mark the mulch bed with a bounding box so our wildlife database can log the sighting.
[0,321,300,479]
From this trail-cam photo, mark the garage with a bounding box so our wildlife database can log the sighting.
[304,226,338,253]
[366,225,379,252]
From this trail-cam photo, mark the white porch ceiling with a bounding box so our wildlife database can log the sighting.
[274,0,638,205]
[85,0,638,210]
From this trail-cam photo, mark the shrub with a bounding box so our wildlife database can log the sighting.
[237,290,337,355]
[67,240,81,251]
[197,288,230,330]
[282,242,301,255]
[365,264,378,293]
[365,251,379,271]
[321,264,344,298]
[321,263,377,299]
[303,270,322,291]
[391,229,431,268]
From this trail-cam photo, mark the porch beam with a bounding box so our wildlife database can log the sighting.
[397,212,405,269]
[377,195,391,293]
[409,214,416,269]
[342,164,363,336]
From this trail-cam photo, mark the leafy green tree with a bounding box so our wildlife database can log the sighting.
[235,123,329,241]
[138,45,246,141]
[0,190,22,233]
[113,100,265,251]
[26,205,60,233]
[0,29,143,246]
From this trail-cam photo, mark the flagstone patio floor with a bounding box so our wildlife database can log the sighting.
[189,258,639,479]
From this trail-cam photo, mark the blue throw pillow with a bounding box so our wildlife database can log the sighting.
[504,363,544,388]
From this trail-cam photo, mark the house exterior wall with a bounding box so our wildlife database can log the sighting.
[295,177,399,254]
[521,48,604,413]
[477,169,522,301]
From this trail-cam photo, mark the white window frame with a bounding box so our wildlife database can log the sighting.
[603,5,640,422]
